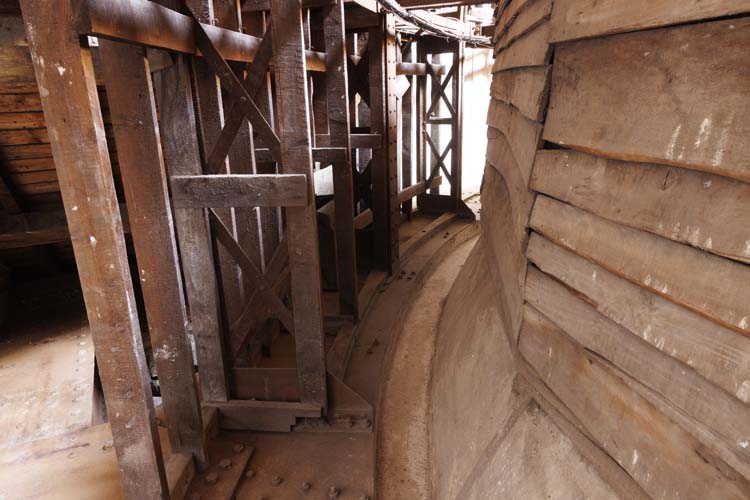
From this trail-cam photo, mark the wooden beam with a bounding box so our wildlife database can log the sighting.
[170,174,308,208]
[99,39,207,465]
[80,0,327,71]
[204,399,320,432]
[397,175,441,204]
[270,0,328,409]
[316,133,382,149]
[153,53,229,402]
[324,0,359,319]
[395,61,447,76]
[20,1,169,498]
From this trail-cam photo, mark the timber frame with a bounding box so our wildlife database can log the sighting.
[14,0,475,496]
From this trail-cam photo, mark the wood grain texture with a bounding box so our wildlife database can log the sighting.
[486,98,542,185]
[530,195,750,336]
[489,66,550,122]
[531,149,750,264]
[550,0,750,42]
[98,39,206,463]
[324,0,359,318]
[519,306,750,500]
[20,0,168,496]
[270,0,327,409]
[544,17,750,182]
[154,54,229,402]
[495,0,552,52]
[526,233,750,406]
[493,0,530,42]
[170,174,308,208]
[525,265,750,465]
[492,21,551,73]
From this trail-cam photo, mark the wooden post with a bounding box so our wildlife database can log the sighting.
[19,1,168,498]
[153,53,229,402]
[98,39,207,465]
[385,15,400,263]
[187,0,245,325]
[269,0,327,409]
[324,0,359,318]
[451,35,464,209]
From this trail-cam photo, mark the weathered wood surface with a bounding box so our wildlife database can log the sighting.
[519,306,750,500]
[324,0,359,318]
[154,54,228,402]
[20,0,168,496]
[544,17,750,182]
[492,21,551,73]
[269,0,327,409]
[530,196,750,336]
[489,66,550,123]
[170,174,308,208]
[495,0,552,51]
[525,265,750,465]
[526,233,750,406]
[99,39,206,464]
[486,99,542,185]
[531,149,750,264]
[549,0,750,42]
[493,0,530,41]
[484,132,534,245]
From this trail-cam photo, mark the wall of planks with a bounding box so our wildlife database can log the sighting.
[474,0,750,497]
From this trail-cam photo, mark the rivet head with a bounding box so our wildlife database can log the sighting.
[205,472,219,485]
[219,458,232,470]
[328,485,341,499]
[272,475,284,487]
[302,480,312,493]
[233,443,245,454]
[245,468,256,479]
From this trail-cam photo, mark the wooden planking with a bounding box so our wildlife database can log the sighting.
[525,265,750,464]
[0,92,43,112]
[0,46,35,91]
[0,128,48,145]
[544,17,750,183]
[99,39,206,464]
[490,66,550,123]
[269,0,327,409]
[153,53,228,402]
[526,233,750,405]
[170,174,308,208]
[519,306,750,500]
[493,0,530,41]
[495,0,552,51]
[323,0,359,318]
[486,98,542,185]
[550,0,750,43]
[0,111,45,129]
[492,21,551,73]
[20,0,169,497]
[484,132,534,245]
[530,195,750,336]
[531,149,750,264]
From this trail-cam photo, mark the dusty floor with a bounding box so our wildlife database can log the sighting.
[378,236,478,499]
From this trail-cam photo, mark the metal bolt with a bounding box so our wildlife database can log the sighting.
[245,468,256,479]
[302,481,312,493]
[233,443,245,454]
[205,472,219,485]
[272,475,284,487]
[328,485,341,499]
[219,458,232,470]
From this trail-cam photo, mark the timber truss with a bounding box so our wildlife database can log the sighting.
[16,0,475,497]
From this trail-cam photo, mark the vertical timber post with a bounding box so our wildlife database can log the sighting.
[324,0,359,319]
[153,53,229,402]
[269,0,328,410]
[98,39,207,465]
[19,1,169,498]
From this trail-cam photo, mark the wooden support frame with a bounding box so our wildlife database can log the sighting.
[20,0,169,497]
[269,0,328,409]
[323,0,359,318]
[98,37,207,465]
[170,174,308,209]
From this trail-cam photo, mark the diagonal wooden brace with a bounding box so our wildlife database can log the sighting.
[208,209,295,333]
[205,25,275,175]
[425,62,457,118]
[425,133,454,185]
[187,8,282,164]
